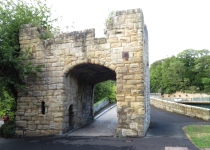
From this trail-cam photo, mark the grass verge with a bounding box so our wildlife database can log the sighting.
[183,125,210,148]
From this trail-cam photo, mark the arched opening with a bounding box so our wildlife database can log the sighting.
[64,63,116,133]
[69,105,74,130]
[93,80,116,115]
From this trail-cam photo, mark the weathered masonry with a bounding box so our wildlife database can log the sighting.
[16,8,150,137]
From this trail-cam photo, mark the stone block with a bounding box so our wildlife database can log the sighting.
[111,43,122,48]
[20,40,31,44]
[134,75,143,80]
[121,23,134,29]
[33,91,41,97]
[15,130,24,135]
[55,38,63,44]
[131,102,144,109]
[127,80,142,85]
[125,96,136,101]
[129,68,143,73]
[134,22,142,29]
[54,118,63,122]
[125,29,138,36]
[117,101,129,107]
[122,129,137,136]
[98,43,110,50]
[48,84,57,90]
[52,112,63,118]
[123,85,136,89]
[28,125,37,130]
[119,37,130,43]
[50,123,63,130]
[116,94,125,101]
[116,67,128,73]
[107,38,118,43]
[16,121,28,128]
[136,96,145,102]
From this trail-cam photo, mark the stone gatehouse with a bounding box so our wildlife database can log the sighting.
[16,8,150,137]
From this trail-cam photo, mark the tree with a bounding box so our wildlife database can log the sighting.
[150,49,210,94]
[94,80,116,103]
[150,60,163,93]
[0,0,59,107]
[194,54,210,90]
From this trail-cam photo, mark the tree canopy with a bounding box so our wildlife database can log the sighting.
[0,0,61,118]
[150,49,210,94]
[0,0,60,103]
[94,80,116,103]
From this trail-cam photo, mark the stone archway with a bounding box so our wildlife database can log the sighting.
[15,8,150,137]
[62,62,117,133]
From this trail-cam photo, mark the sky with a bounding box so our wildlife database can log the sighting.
[43,0,210,65]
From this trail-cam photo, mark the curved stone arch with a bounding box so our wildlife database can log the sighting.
[63,58,117,76]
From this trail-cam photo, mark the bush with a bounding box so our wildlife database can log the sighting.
[0,120,16,138]
[94,80,116,103]
[0,91,16,120]
[188,86,199,91]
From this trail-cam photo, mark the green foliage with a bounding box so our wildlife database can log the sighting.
[0,120,16,138]
[150,49,210,94]
[150,60,163,93]
[0,91,16,120]
[108,84,116,103]
[94,97,108,106]
[94,80,116,103]
[0,0,60,104]
[104,9,115,32]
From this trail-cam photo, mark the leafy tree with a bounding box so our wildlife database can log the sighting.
[0,91,16,120]
[94,80,116,103]
[194,55,210,90]
[150,60,163,93]
[0,0,59,105]
[150,49,210,94]
[159,56,185,93]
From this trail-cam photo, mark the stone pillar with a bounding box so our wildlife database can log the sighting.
[105,9,150,137]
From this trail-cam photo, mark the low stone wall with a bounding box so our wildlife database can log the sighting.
[162,91,210,99]
[150,93,161,98]
[150,97,210,121]
[94,98,109,115]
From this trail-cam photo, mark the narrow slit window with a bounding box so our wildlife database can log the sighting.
[42,101,45,114]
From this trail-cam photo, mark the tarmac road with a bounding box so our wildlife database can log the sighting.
[1,105,210,150]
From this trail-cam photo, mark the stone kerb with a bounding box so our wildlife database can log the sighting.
[16,8,150,137]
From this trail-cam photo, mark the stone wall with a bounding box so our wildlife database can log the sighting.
[16,8,150,137]
[150,97,210,121]
[94,98,109,114]
[163,91,210,99]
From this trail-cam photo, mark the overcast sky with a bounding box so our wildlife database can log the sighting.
[44,0,210,65]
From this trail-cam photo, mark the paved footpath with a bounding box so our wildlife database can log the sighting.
[68,105,117,136]
[1,106,210,150]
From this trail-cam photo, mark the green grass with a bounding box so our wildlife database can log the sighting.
[94,97,109,106]
[183,125,210,148]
